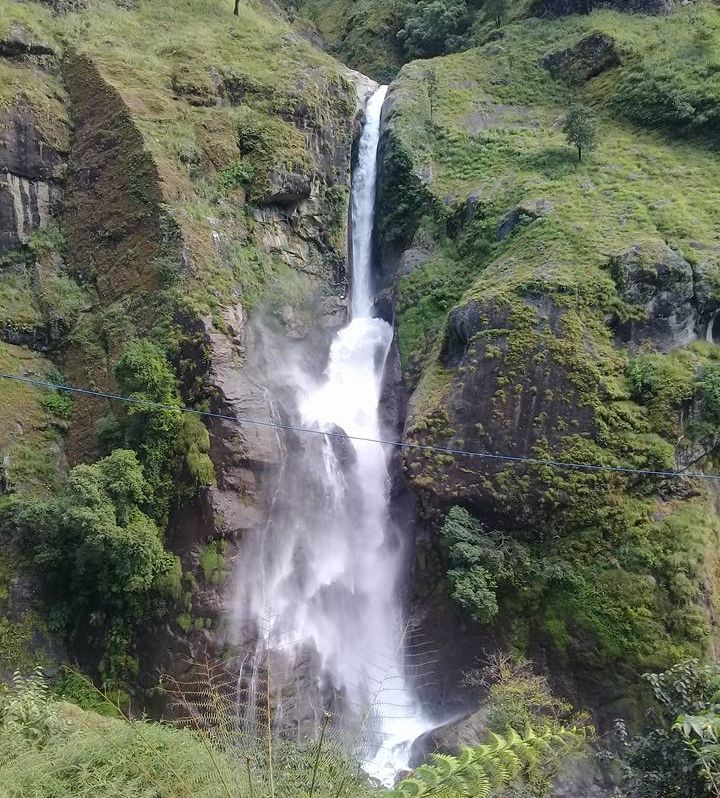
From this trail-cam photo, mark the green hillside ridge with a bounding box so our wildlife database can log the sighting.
[0,0,362,686]
[379,2,720,704]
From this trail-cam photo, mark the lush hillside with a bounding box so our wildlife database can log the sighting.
[378,0,720,716]
[0,0,367,687]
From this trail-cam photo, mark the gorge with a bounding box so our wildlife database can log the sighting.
[2,0,720,795]
[229,85,429,780]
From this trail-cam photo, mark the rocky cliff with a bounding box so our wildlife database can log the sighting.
[0,0,373,689]
[376,3,720,725]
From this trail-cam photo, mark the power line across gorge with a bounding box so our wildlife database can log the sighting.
[1,371,717,482]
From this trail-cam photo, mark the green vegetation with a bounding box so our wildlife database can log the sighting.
[97,339,215,523]
[2,450,178,683]
[607,659,720,797]
[379,1,720,701]
[0,667,375,798]
[562,101,597,161]
[0,666,594,798]
[396,0,471,59]
[389,725,589,798]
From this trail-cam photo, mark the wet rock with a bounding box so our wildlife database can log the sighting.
[410,705,490,766]
[541,32,620,82]
[496,198,554,241]
[206,487,264,537]
[609,240,697,351]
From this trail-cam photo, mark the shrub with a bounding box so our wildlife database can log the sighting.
[103,339,214,522]
[610,660,720,798]
[4,450,175,677]
[396,0,471,58]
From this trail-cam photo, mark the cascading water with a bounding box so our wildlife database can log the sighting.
[232,85,427,782]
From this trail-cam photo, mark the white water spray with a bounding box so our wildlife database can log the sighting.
[232,85,428,783]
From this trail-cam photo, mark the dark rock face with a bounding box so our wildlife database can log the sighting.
[0,102,66,252]
[405,296,595,527]
[257,168,313,207]
[0,24,54,58]
[496,198,554,241]
[609,240,709,351]
[541,32,620,82]
[531,0,674,18]
[62,53,166,303]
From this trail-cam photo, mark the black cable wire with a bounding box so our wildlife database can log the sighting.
[1,371,717,481]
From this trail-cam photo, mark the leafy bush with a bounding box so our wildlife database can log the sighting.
[3,450,176,677]
[442,506,508,623]
[101,339,215,523]
[610,659,720,797]
[217,158,255,192]
[0,667,60,746]
[465,654,580,736]
[396,0,471,58]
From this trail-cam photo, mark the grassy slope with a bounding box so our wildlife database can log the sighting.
[391,5,720,369]
[0,0,355,317]
[0,699,376,798]
[388,3,720,695]
[0,0,360,674]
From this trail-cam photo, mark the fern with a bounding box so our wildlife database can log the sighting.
[387,725,591,798]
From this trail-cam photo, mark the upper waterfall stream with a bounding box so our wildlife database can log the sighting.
[231,85,428,783]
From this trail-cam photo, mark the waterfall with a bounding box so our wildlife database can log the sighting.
[232,85,427,782]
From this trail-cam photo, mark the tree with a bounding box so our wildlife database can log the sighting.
[609,660,720,797]
[6,450,177,676]
[396,0,471,58]
[233,0,240,15]
[485,0,507,27]
[562,102,597,162]
[423,67,438,125]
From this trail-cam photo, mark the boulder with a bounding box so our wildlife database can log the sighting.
[609,240,697,351]
[0,24,54,58]
[541,32,620,82]
[257,169,312,207]
[170,67,218,107]
[409,706,490,766]
[496,198,554,241]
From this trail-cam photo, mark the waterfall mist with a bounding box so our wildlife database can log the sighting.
[230,86,428,782]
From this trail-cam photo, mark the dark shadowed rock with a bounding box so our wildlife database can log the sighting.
[257,169,313,207]
[496,198,554,241]
[410,706,490,766]
[609,240,698,351]
[0,24,54,58]
[541,32,620,82]
[0,101,66,252]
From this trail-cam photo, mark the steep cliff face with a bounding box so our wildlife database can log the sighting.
[0,0,372,689]
[377,4,720,720]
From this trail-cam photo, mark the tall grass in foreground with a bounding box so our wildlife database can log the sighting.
[0,668,590,798]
